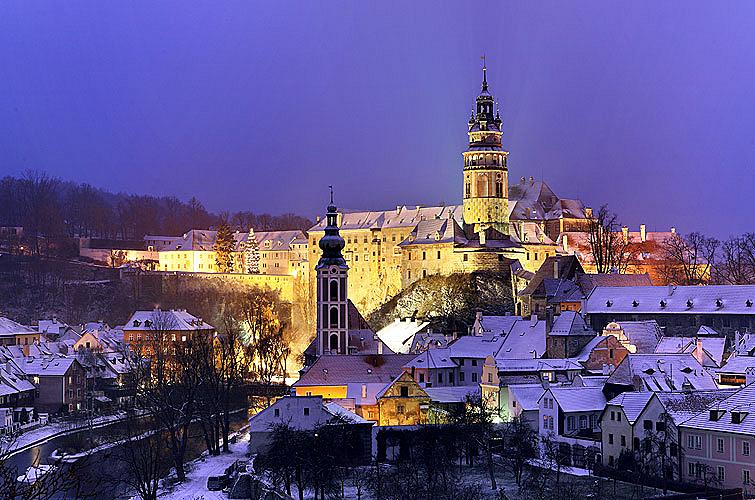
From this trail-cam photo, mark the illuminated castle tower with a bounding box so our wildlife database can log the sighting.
[315,189,349,356]
[462,61,509,235]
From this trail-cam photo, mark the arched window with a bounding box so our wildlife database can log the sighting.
[329,280,338,301]
[329,333,339,352]
[329,306,339,328]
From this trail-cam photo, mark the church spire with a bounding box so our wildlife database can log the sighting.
[481,55,488,92]
[317,188,346,269]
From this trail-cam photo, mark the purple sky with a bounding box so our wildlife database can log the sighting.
[1,1,754,238]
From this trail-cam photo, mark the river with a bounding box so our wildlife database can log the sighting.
[6,409,252,499]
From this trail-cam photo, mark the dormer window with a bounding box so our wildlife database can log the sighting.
[606,300,613,308]
[632,300,639,308]
[710,409,725,421]
[133,320,141,327]
[686,299,693,308]
[732,410,748,424]
[716,299,723,308]
[747,300,753,308]
[660,300,667,308]
[144,320,152,328]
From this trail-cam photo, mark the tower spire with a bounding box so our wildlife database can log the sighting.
[481,54,488,92]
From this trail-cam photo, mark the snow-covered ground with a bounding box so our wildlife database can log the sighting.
[5,411,133,457]
[158,431,252,500]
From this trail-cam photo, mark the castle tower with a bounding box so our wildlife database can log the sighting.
[316,190,349,356]
[462,61,509,234]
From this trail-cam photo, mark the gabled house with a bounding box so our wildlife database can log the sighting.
[375,372,430,426]
[292,354,414,422]
[248,396,372,463]
[20,357,86,414]
[0,317,39,347]
[539,386,605,467]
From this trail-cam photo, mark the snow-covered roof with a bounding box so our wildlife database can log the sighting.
[680,384,755,435]
[718,354,755,375]
[654,337,726,367]
[124,310,214,331]
[448,334,505,360]
[0,317,36,336]
[424,386,479,403]
[497,358,583,373]
[375,319,431,354]
[495,319,547,359]
[508,384,544,411]
[608,320,663,354]
[323,402,371,424]
[19,357,79,376]
[476,315,519,335]
[249,396,370,430]
[545,386,606,413]
[295,354,414,387]
[657,390,737,425]
[405,348,457,369]
[585,285,755,315]
[399,218,467,247]
[549,311,593,337]
[606,353,717,392]
[606,392,655,424]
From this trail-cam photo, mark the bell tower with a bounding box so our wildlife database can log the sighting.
[316,188,349,356]
[462,60,509,235]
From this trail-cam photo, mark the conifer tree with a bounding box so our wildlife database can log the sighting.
[245,228,260,274]
[214,221,236,273]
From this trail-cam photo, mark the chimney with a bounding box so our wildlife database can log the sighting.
[377,340,383,355]
[640,224,646,242]
[529,176,534,185]
[693,338,704,365]
[562,234,569,253]
[585,207,593,218]
[479,230,486,246]
[621,226,629,243]
[396,205,402,215]
[553,259,559,279]
[670,227,676,234]
[668,284,676,296]
[316,216,321,223]
[530,314,539,327]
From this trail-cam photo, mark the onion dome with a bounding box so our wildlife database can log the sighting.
[317,189,347,268]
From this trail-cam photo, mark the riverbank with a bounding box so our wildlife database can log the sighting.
[4,411,137,457]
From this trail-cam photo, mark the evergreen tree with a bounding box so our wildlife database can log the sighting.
[214,221,236,273]
[245,228,260,274]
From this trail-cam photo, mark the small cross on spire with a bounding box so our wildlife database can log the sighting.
[328,185,334,205]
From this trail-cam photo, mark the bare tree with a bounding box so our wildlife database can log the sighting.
[587,205,633,274]
[713,234,755,285]
[660,232,719,285]
[129,311,202,482]
[500,416,539,487]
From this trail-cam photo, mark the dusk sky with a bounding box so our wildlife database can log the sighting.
[1,1,754,237]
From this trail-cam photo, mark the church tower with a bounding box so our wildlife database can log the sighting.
[316,190,349,356]
[462,61,509,235]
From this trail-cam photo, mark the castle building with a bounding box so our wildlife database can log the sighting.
[307,66,590,316]
[315,194,350,356]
